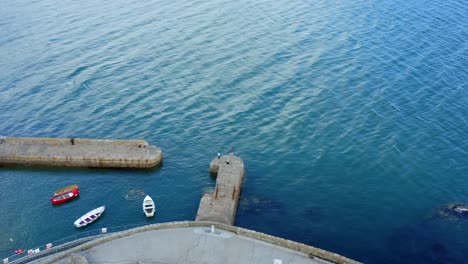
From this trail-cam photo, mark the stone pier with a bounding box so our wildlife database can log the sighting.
[0,137,162,168]
[195,154,245,225]
[27,221,362,264]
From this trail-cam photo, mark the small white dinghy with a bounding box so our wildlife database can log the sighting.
[74,206,105,228]
[143,195,155,217]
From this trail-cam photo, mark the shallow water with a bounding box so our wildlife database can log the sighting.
[1,0,467,262]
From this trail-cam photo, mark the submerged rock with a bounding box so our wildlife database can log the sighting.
[452,204,468,214]
[437,203,468,219]
[303,206,324,221]
[387,225,459,263]
[125,188,146,201]
[238,196,284,215]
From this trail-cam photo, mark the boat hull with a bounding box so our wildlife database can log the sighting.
[54,185,79,196]
[145,211,155,217]
[143,195,155,218]
[74,206,105,228]
[50,189,79,205]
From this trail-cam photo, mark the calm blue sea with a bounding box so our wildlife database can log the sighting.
[1,0,467,262]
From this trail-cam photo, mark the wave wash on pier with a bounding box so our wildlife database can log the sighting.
[0,137,162,168]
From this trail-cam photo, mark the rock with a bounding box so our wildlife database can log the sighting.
[437,203,468,219]
[452,204,468,214]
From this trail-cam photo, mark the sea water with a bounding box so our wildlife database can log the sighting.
[0,0,467,263]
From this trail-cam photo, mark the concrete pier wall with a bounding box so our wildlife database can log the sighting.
[196,154,245,225]
[0,137,162,168]
[29,221,361,264]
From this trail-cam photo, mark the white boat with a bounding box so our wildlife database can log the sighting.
[142,195,155,217]
[74,206,105,228]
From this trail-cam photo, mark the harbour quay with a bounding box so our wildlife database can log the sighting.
[0,137,162,168]
[29,222,362,264]
[196,153,245,225]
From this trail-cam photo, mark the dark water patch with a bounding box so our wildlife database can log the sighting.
[237,195,284,216]
[386,224,463,264]
[302,206,324,222]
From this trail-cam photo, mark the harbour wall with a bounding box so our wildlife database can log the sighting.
[30,221,361,264]
[195,154,245,225]
[0,137,162,169]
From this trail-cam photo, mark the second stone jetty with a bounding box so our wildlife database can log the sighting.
[196,153,245,225]
[0,137,162,168]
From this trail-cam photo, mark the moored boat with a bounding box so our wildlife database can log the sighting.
[50,185,79,205]
[142,195,155,217]
[54,184,79,196]
[50,189,79,205]
[74,206,105,228]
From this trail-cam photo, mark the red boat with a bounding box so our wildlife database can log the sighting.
[50,185,79,205]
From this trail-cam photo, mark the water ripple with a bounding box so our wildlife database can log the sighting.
[1,0,467,262]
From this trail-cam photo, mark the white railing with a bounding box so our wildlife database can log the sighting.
[2,223,145,264]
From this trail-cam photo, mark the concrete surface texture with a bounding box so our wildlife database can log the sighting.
[196,154,245,225]
[52,227,332,264]
[65,255,88,264]
[0,137,162,168]
[26,222,361,264]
